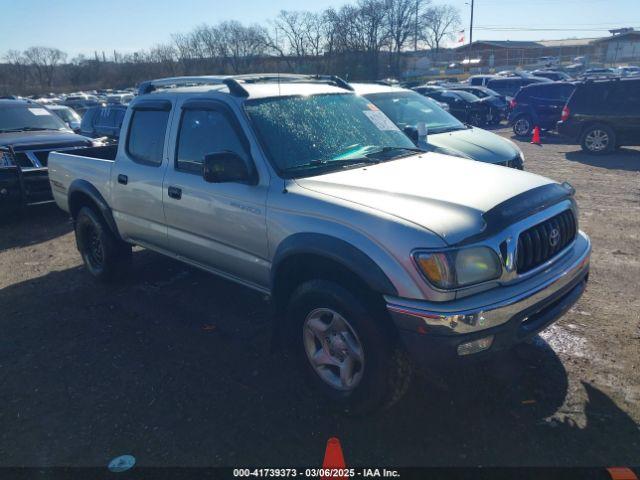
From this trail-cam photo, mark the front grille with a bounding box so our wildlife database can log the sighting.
[516,210,577,273]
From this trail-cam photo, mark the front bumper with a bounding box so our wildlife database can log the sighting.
[386,232,591,367]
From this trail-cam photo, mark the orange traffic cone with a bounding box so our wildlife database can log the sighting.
[321,437,347,480]
[531,126,542,145]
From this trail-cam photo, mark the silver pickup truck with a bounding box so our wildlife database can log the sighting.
[48,74,591,413]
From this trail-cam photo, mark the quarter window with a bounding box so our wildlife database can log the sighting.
[126,109,170,166]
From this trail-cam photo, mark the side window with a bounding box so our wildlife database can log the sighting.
[176,108,248,174]
[126,109,170,166]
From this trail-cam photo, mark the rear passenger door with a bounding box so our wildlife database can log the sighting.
[162,99,269,290]
[110,99,173,251]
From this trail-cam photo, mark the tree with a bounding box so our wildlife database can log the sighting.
[421,4,461,57]
[23,46,67,88]
[385,0,430,74]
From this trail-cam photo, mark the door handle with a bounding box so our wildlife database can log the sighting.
[168,186,182,200]
[117,174,128,185]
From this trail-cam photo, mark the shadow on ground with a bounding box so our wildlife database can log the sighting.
[0,203,72,252]
[0,250,638,467]
[565,149,640,171]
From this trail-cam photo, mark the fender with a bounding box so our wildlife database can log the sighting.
[272,232,398,296]
[68,179,120,237]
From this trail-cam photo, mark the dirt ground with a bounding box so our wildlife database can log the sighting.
[0,129,639,468]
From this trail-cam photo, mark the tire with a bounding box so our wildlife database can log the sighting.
[286,279,412,414]
[75,206,131,282]
[512,115,533,137]
[580,123,615,154]
[468,111,485,127]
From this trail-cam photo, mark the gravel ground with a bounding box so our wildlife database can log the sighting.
[0,128,639,468]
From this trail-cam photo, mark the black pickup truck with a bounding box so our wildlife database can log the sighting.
[0,99,93,219]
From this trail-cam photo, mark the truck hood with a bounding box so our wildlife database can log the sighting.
[428,127,518,164]
[0,130,91,150]
[295,153,553,245]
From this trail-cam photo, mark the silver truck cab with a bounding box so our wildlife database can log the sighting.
[48,74,591,413]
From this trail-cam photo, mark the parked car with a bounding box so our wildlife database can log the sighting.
[47,104,82,132]
[580,68,617,78]
[80,104,127,140]
[105,93,135,105]
[508,82,576,137]
[557,77,640,154]
[466,75,496,86]
[353,83,524,168]
[616,66,640,77]
[486,76,552,98]
[537,56,560,68]
[0,99,92,219]
[48,74,590,413]
[447,85,509,124]
[421,89,492,126]
[63,94,100,115]
[531,70,573,82]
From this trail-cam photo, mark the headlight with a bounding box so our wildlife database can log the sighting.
[414,246,502,289]
[505,138,525,164]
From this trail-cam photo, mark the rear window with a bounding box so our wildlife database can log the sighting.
[126,110,169,166]
[527,84,575,101]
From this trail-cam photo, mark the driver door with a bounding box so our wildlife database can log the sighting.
[162,99,270,290]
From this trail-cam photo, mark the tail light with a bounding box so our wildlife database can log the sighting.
[561,106,570,122]
[509,98,517,109]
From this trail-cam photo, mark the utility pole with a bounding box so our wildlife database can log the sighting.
[414,0,419,51]
[469,0,474,46]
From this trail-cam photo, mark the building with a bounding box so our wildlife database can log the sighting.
[591,30,640,62]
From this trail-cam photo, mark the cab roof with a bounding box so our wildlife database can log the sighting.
[138,74,354,100]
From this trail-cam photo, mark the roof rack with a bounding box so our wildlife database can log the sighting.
[137,73,354,96]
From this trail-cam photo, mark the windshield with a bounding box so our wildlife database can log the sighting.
[450,90,480,102]
[365,91,465,134]
[52,107,81,123]
[245,93,416,177]
[0,105,68,132]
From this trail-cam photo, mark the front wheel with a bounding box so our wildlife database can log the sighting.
[468,111,485,127]
[286,279,412,414]
[512,115,533,137]
[581,124,615,154]
[75,206,131,282]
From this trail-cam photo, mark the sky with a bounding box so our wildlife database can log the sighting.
[1,0,639,57]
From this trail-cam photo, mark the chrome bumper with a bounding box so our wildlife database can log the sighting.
[386,232,591,335]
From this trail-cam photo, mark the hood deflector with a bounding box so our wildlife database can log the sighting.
[460,182,575,245]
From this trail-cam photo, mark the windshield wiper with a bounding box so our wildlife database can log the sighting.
[283,157,378,173]
[0,127,57,133]
[361,146,423,160]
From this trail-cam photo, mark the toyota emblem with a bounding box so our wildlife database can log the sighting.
[549,228,561,247]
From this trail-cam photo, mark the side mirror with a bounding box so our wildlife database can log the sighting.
[203,151,252,184]
[403,126,419,145]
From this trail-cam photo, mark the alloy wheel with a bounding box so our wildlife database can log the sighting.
[584,129,609,152]
[302,308,365,391]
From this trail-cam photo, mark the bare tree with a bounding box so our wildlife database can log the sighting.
[23,46,67,88]
[385,0,430,74]
[421,4,461,57]
[3,50,29,89]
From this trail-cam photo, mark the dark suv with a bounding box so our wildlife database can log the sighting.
[485,76,552,98]
[509,82,576,137]
[80,104,127,140]
[557,78,640,154]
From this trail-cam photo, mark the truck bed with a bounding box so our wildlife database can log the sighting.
[48,145,117,213]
